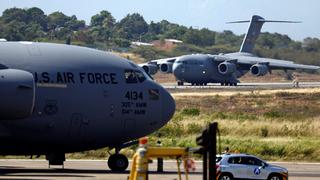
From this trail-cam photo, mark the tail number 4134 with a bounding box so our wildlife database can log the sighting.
[125,91,143,100]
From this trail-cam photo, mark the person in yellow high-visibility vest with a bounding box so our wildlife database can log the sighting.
[129,137,149,180]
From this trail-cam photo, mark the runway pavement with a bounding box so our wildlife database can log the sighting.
[0,159,320,180]
[163,82,320,90]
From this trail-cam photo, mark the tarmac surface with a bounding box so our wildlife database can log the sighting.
[0,159,320,180]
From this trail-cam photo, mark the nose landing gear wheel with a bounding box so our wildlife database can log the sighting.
[108,154,129,172]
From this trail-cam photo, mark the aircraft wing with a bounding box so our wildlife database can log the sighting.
[265,62,319,70]
[237,57,319,70]
[138,57,178,75]
[148,57,177,64]
[217,53,320,71]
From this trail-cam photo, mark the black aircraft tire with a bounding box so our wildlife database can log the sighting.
[108,154,129,172]
[177,81,184,86]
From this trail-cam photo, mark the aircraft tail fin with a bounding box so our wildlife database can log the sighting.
[227,15,300,53]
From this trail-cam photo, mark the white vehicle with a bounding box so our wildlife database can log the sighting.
[216,154,288,180]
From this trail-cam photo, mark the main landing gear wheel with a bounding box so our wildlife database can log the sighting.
[108,154,129,172]
[220,82,237,86]
[177,81,184,86]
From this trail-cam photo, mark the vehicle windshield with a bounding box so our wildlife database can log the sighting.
[216,156,223,163]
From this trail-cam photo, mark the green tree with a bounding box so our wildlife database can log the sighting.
[164,26,187,40]
[116,13,148,40]
[0,17,4,38]
[3,20,26,41]
[148,21,161,35]
[26,7,47,30]
[89,11,115,42]
[113,38,131,48]
[24,23,45,40]
[198,28,215,46]
[66,15,85,30]
[182,28,201,45]
[303,37,320,52]
[91,10,115,28]
[48,12,84,39]
[2,8,28,23]
[257,33,275,49]
[215,30,242,46]
[48,12,71,30]
[89,26,112,42]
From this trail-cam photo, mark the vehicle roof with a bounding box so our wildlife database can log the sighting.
[218,153,258,157]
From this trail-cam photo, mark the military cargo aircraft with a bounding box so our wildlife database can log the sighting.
[0,41,175,171]
[139,15,319,86]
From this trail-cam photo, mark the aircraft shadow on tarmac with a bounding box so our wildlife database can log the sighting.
[0,168,110,178]
[0,167,202,178]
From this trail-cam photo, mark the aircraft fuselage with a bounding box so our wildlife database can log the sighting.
[0,42,175,155]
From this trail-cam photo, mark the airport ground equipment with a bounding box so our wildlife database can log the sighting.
[129,137,194,180]
[196,122,218,180]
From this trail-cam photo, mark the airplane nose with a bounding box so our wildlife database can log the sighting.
[172,63,184,77]
[162,89,176,124]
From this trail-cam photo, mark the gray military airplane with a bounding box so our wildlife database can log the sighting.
[139,15,319,86]
[0,41,175,171]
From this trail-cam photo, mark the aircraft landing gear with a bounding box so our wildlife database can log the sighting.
[46,152,65,168]
[177,81,184,86]
[220,82,237,86]
[107,140,138,172]
[108,153,128,172]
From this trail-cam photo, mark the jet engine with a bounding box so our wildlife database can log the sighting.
[140,63,158,75]
[250,64,269,76]
[218,62,237,75]
[159,62,173,73]
[0,69,35,120]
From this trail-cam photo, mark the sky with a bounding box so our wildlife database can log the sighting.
[0,0,319,41]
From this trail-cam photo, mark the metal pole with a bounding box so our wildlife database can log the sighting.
[208,122,217,180]
[157,134,163,172]
[157,158,163,172]
[203,151,207,180]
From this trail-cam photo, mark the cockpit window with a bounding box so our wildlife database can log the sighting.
[125,70,138,83]
[135,70,146,82]
[124,70,146,83]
